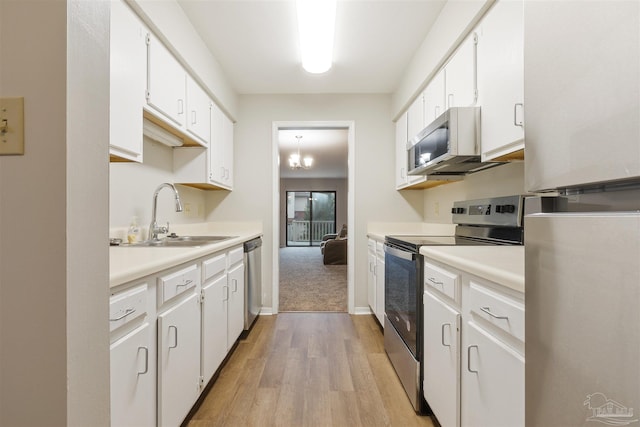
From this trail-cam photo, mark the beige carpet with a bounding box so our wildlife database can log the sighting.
[279,246,347,312]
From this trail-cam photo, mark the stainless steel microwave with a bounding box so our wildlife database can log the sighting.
[407,107,499,176]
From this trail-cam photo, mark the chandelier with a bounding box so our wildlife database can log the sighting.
[289,135,313,169]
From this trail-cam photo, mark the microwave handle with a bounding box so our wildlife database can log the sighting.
[384,244,416,261]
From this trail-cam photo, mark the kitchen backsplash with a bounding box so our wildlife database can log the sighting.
[422,161,525,224]
[110,139,207,229]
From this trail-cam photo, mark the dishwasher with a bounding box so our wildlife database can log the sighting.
[243,237,262,332]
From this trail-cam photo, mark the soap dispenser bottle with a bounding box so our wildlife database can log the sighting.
[127,216,140,244]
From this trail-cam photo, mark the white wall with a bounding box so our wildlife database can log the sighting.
[109,140,207,235]
[204,94,424,312]
[392,0,493,117]
[279,178,348,247]
[423,161,525,223]
[0,1,110,425]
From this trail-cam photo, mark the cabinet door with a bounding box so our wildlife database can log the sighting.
[477,0,524,161]
[395,112,409,188]
[462,322,524,427]
[367,250,376,312]
[407,93,424,143]
[147,34,186,127]
[201,275,228,384]
[423,69,446,126]
[227,263,245,349]
[375,253,385,326]
[423,292,460,427]
[158,293,200,427]
[222,114,234,188]
[110,323,155,427]
[109,0,146,162]
[186,75,211,145]
[209,103,225,186]
[445,34,477,109]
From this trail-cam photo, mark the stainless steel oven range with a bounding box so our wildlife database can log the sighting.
[383,194,526,413]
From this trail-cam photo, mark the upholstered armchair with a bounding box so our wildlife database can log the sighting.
[321,224,347,265]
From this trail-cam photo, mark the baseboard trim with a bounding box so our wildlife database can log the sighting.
[259,308,274,315]
[353,306,373,315]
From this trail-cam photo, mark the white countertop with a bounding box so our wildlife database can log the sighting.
[110,222,262,288]
[420,245,525,293]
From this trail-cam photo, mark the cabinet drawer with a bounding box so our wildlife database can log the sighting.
[109,283,147,332]
[158,264,199,304]
[203,253,226,282]
[228,246,243,267]
[424,261,460,303]
[469,280,524,342]
[367,239,376,252]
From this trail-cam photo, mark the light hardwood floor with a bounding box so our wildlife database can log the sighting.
[187,312,434,427]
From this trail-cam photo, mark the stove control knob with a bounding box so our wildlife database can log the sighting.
[496,204,516,214]
[451,207,465,214]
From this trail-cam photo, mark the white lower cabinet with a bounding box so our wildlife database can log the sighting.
[423,292,460,427]
[375,242,385,326]
[461,322,524,427]
[367,241,376,314]
[111,241,258,427]
[201,274,228,384]
[226,259,245,349]
[110,323,155,427]
[157,292,201,427]
[423,257,524,427]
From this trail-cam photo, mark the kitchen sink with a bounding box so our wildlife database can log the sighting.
[124,235,236,247]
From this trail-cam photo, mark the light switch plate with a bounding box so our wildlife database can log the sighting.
[0,97,25,155]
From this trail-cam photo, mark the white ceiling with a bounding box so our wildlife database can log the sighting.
[177,0,446,178]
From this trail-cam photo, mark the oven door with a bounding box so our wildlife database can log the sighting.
[384,243,422,358]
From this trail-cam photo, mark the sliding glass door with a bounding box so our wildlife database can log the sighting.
[286,191,336,246]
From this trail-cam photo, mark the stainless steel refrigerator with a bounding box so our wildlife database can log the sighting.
[524,1,640,426]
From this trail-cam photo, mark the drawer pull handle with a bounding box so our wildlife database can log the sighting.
[109,307,136,322]
[177,279,194,289]
[232,278,238,292]
[168,325,178,349]
[138,346,149,375]
[427,277,443,286]
[441,323,451,347]
[467,345,478,373]
[480,306,509,320]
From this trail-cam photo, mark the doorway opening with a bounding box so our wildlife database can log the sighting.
[286,191,336,247]
[272,121,355,314]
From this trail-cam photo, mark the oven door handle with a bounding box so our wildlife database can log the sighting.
[384,244,417,261]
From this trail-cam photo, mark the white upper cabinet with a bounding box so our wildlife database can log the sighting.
[146,33,186,128]
[209,103,234,189]
[407,93,425,144]
[109,0,147,162]
[395,112,409,188]
[445,34,477,109]
[477,0,525,161]
[423,69,446,126]
[185,75,211,146]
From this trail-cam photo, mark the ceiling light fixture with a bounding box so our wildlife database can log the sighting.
[296,0,337,74]
[289,135,313,169]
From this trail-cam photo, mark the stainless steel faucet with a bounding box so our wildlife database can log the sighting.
[148,183,183,241]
